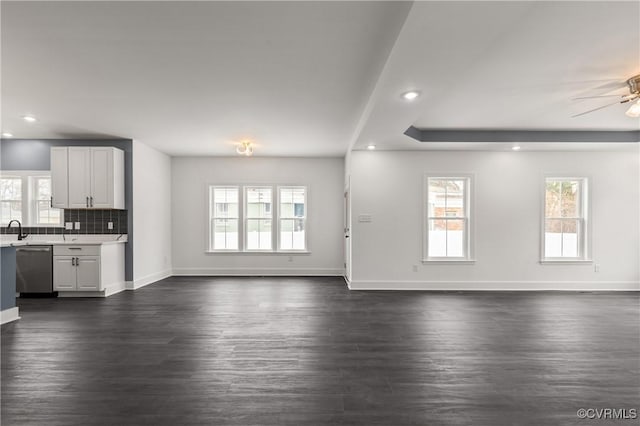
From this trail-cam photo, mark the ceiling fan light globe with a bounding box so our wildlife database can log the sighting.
[625,101,640,118]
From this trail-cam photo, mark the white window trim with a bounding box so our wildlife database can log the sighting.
[0,171,63,227]
[422,173,475,263]
[277,185,308,252]
[540,175,591,263]
[208,185,240,252]
[205,184,310,254]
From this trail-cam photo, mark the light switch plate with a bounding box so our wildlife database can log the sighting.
[65,222,73,230]
[74,222,80,230]
[107,222,114,230]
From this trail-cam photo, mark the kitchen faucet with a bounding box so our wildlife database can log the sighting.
[6,220,28,241]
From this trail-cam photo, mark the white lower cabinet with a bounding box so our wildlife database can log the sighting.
[53,244,124,294]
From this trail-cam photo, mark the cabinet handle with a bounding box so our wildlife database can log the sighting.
[75,257,79,266]
[50,196,53,208]
[86,196,89,207]
[71,257,76,266]
[90,196,93,207]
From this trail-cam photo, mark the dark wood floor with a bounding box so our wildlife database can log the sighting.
[2,277,639,425]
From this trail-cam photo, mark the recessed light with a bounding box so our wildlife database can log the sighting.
[2,132,13,138]
[366,144,376,150]
[401,90,420,101]
[512,145,521,151]
[22,115,36,122]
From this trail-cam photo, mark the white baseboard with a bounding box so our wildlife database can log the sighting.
[126,269,172,290]
[348,280,640,291]
[0,307,20,325]
[172,267,343,276]
[104,281,127,297]
[58,291,107,297]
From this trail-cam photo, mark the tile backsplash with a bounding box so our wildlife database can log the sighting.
[2,209,128,235]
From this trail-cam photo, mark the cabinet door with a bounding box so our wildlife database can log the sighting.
[50,147,69,208]
[53,256,76,290]
[68,147,91,208]
[76,256,101,291]
[90,148,113,208]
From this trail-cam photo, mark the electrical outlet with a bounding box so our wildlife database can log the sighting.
[65,222,73,230]
[288,256,293,262]
[594,264,600,272]
[74,222,80,230]
[107,222,114,230]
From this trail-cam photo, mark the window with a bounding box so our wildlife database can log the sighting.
[0,173,62,226]
[210,186,239,250]
[278,187,306,250]
[207,185,308,252]
[33,177,61,225]
[543,178,589,260]
[0,177,22,224]
[245,187,273,250]
[425,176,472,261]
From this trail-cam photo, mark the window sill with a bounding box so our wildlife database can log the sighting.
[206,250,311,255]
[540,259,592,265]
[422,259,476,265]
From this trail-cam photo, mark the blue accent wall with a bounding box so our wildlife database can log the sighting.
[1,247,17,311]
[0,139,134,281]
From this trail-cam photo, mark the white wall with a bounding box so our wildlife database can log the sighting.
[349,150,640,290]
[171,157,344,275]
[132,140,173,288]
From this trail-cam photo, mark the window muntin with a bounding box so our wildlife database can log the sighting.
[210,186,239,250]
[544,178,588,260]
[278,187,306,251]
[245,187,273,250]
[425,177,470,260]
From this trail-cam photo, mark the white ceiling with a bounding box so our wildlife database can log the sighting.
[2,1,639,156]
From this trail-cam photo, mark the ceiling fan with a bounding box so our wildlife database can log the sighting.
[572,74,640,118]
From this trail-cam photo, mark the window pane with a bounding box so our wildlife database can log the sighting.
[561,181,579,218]
[545,181,561,218]
[280,188,305,218]
[446,180,465,217]
[428,219,447,257]
[0,178,21,200]
[213,188,239,219]
[247,188,272,218]
[561,219,579,257]
[280,219,305,250]
[213,219,238,250]
[446,219,465,257]
[428,179,447,218]
[247,219,272,250]
[36,178,51,200]
[544,219,562,257]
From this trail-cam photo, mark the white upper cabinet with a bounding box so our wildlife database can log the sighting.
[50,147,125,209]
[50,147,69,209]
[68,147,92,208]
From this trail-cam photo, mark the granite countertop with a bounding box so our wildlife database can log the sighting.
[0,235,128,248]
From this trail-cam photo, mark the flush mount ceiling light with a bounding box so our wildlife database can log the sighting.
[22,115,37,122]
[2,132,13,138]
[625,100,640,117]
[401,90,420,101]
[366,144,376,150]
[512,145,521,151]
[236,141,254,156]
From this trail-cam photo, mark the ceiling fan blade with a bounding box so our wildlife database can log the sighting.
[572,94,627,100]
[571,100,624,118]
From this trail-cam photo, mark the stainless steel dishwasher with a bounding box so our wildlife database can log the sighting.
[16,245,56,296]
